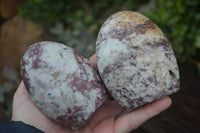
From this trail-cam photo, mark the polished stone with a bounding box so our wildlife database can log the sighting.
[96,11,180,110]
[21,41,107,129]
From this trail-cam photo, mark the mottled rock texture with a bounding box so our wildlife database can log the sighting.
[96,11,180,110]
[20,41,107,129]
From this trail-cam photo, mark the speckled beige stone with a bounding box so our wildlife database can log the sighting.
[96,11,180,110]
[21,41,107,129]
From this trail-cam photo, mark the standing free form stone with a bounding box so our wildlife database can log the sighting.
[96,11,180,110]
[20,41,107,129]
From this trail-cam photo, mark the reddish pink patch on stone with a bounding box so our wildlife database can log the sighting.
[95,97,104,109]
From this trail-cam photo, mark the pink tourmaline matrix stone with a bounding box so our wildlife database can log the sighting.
[96,11,180,110]
[21,41,107,129]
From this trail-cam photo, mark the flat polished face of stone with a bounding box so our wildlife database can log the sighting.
[21,41,107,129]
[96,11,180,110]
